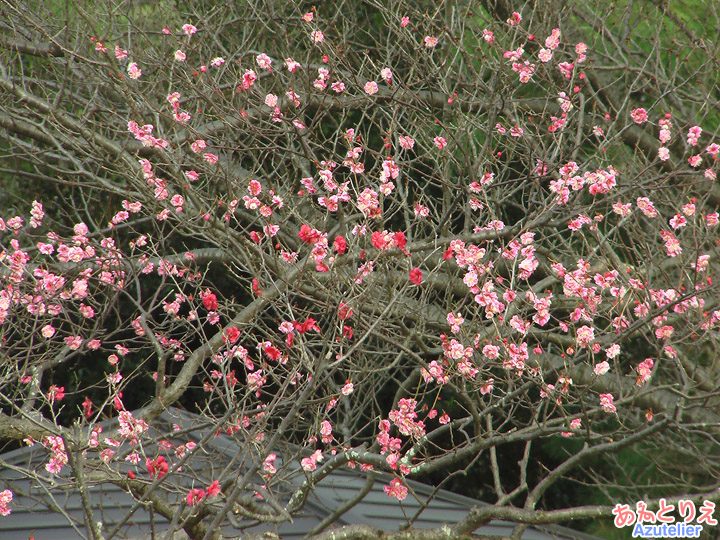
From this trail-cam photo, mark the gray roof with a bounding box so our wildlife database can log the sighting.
[0,409,598,540]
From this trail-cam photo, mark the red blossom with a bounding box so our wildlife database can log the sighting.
[146,456,169,478]
[47,385,65,403]
[333,235,347,254]
[202,291,218,310]
[252,278,262,296]
[263,343,282,360]
[186,488,206,506]
[298,224,322,244]
[82,397,93,419]
[409,268,423,285]
[338,302,354,320]
[206,480,221,497]
[294,317,320,334]
[225,326,240,343]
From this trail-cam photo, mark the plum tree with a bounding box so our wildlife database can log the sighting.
[1,0,720,539]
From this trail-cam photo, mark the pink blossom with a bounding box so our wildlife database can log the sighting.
[669,213,687,229]
[256,53,272,70]
[65,336,82,350]
[174,50,186,62]
[414,202,429,217]
[538,49,552,62]
[512,61,536,83]
[264,93,278,107]
[30,200,44,228]
[636,358,654,386]
[311,30,324,43]
[599,393,616,413]
[320,420,333,443]
[636,197,658,218]
[182,23,197,35]
[434,136,447,149]
[285,58,301,72]
[190,139,206,153]
[424,36,438,48]
[630,108,648,124]
[240,69,257,90]
[545,28,561,50]
[364,81,379,95]
[507,12,522,25]
[399,135,415,150]
[558,61,574,79]
[127,62,141,79]
[576,325,595,347]
[687,125,702,146]
[0,489,13,516]
[301,449,324,471]
[263,453,277,474]
[384,478,408,500]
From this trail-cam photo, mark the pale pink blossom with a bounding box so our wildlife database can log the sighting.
[594,361,610,375]
[41,324,56,338]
